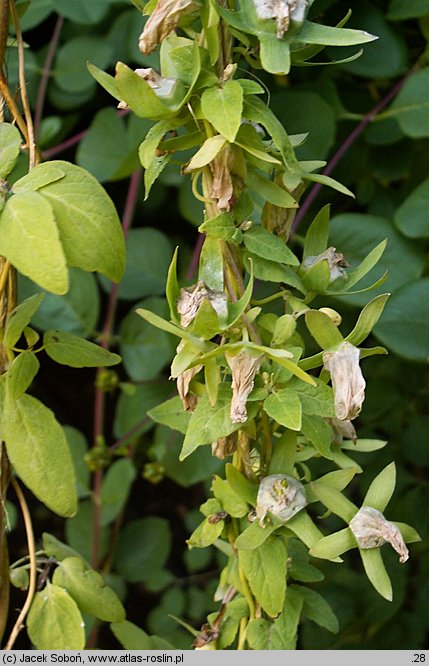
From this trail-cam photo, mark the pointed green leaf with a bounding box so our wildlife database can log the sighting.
[139,120,171,169]
[360,548,392,600]
[6,352,39,399]
[199,212,238,241]
[309,481,358,522]
[185,134,227,171]
[269,430,297,475]
[301,414,332,459]
[205,355,220,406]
[245,253,305,291]
[243,97,298,167]
[0,192,68,295]
[284,511,326,551]
[148,396,191,435]
[393,522,421,544]
[293,584,339,633]
[144,153,171,199]
[87,61,122,101]
[166,247,180,323]
[212,476,249,517]
[115,62,175,120]
[111,621,174,650]
[303,204,330,259]
[243,226,300,265]
[363,462,396,512]
[227,269,254,328]
[53,557,125,622]
[0,123,22,178]
[305,310,344,349]
[27,583,85,650]
[338,240,387,291]
[187,517,224,548]
[247,170,298,208]
[264,388,302,431]
[199,234,224,291]
[309,527,355,560]
[239,536,287,616]
[3,293,45,348]
[235,520,279,550]
[201,80,243,142]
[44,330,121,368]
[43,532,86,564]
[302,172,354,197]
[346,294,390,347]
[293,378,334,417]
[15,161,125,283]
[1,393,77,517]
[100,459,136,526]
[136,307,206,348]
[226,463,258,505]
[298,21,378,46]
[246,588,303,649]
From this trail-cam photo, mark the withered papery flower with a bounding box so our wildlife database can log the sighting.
[349,506,409,563]
[323,341,366,421]
[212,433,237,460]
[255,474,307,527]
[302,246,349,282]
[210,146,234,211]
[331,417,357,443]
[177,365,202,411]
[176,280,227,328]
[139,0,199,54]
[225,350,263,424]
[253,0,308,39]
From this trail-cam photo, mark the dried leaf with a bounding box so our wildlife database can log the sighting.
[349,506,409,563]
[139,0,199,54]
[302,246,349,282]
[323,341,366,421]
[212,433,237,460]
[176,280,227,327]
[225,351,263,424]
[255,474,307,527]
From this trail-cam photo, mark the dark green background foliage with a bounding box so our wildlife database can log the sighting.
[4,0,429,649]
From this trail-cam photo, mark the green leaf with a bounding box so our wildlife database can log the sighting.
[362,462,396,512]
[199,234,224,291]
[205,355,220,406]
[212,476,249,517]
[122,298,177,381]
[201,80,243,142]
[166,247,180,323]
[303,205,330,259]
[359,548,392,601]
[6,352,39,399]
[185,134,227,171]
[292,378,334,418]
[54,36,112,94]
[0,122,22,178]
[115,62,176,120]
[136,304,205,349]
[305,310,344,349]
[64,426,90,499]
[43,532,86,564]
[43,330,120,368]
[389,67,429,137]
[3,293,45,348]
[395,177,429,238]
[114,381,172,440]
[87,62,122,102]
[245,253,305,291]
[148,396,191,435]
[246,587,303,649]
[388,0,429,20]
[199,212,238,241]
[263,388,302,431]
[309,527,355,560]
[187,517,224,548]
[100,459,137,526]
[235,519,279,551]
[0,191,68,294]
[298,21,377,46]
[27,583,85,650]
[301,414,333,459]
[180,387,253,460]
[309,481,358,522]
[242,97,298,167]
[301,258,332,294]
[111,621,174,650]
[227,270,254,328]
[243,226,299,266]
[226,463,258,505]
[259,36,291,75]
[344,294,389,347]
[239,536,286,616]
[14,161,125,283]
[373,278,429,362]
[269,430,297,475]
[53,557,125,622]
[302,172,354,198]
[115,517,171,584]
[335,241,387,292]
[286,511,329,551]
[139,120,171,169]
[292,584,339,633]
[247,170,297,208]
[1,393,77,517]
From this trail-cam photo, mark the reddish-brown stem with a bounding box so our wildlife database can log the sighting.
[91,170,141,570]
[291,71,416,234]
[186,232,205,281]
[34,15,64,140]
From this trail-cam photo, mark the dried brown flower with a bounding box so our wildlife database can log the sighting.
[139,0,199,54]
[177,365,201,411]
[323,341,366,421]
[176,280,227,328]
[349,506,409,563]
[211,433,237,460]
[225,350,263,424]
[210,146,234,211]
[331,417,357,443]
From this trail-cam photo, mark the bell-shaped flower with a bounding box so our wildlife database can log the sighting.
[323,341,366,420]
[139,0,199,54]
[225,350,263,424]
[255,474,307,527]
[350,506,409,563]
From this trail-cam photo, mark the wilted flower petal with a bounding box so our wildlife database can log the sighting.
[225,350,263,424]
[349,506,409,563]
[253,0,308,38]
[212,433,237,460]
[210,146,234,211]
[255,474,307,527]
[177,280,227,327]
[139,0,199,54]
[177,364,202,411]
[302,246,349,282]
[323,341,366,421]
[331,417,357,443]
